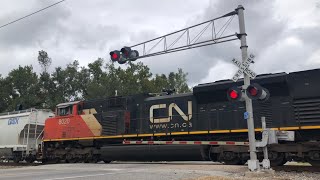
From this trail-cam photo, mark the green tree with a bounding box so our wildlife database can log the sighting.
[84,58,109,99]
[38,50,52,73]
[0,76,11,112]
[5,65,41,111]
[0,53,191,112]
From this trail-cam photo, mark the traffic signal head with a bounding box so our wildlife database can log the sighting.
[110,50,121,62]
[130,50,139,61]
[246,83,270,101]
[121,47,131,58]
[227,86,244,101]
[110,47,140,64]
[121,47,139,61]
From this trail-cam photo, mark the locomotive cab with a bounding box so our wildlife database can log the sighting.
[55,101,83,117]
[44,101,102,140]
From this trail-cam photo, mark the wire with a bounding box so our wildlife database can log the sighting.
[0,0,66,30]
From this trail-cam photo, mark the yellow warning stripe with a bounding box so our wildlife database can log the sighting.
[42,125,320,142]
[189,131,208,135]
[279,127,300,130]
[230,129,248,133]
[209,130,230,133]
[300,126,320,129]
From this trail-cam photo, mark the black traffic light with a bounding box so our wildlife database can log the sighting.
[227,86,244,101]
[110,47,139,64]
[121,47,139,61]
[246,83,270,101]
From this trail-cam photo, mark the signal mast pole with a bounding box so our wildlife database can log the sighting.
[237,5,260,171]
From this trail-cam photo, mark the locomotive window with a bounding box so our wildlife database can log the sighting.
[78,104,83,115]
[58,105,73,116]
[58,107,67,116]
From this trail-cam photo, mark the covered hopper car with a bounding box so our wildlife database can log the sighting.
[42,68,320,166]
[0,109,54,162]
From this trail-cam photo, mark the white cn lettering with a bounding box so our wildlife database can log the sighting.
[149,101,192,124]
[149,104,169,123]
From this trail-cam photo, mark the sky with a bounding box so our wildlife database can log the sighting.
[0,0,319,87]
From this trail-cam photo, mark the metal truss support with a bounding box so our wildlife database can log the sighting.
[125,10,239,61]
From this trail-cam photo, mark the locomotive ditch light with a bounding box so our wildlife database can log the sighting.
[227,86,244,101]
[246,83,270,101]
[110,50,121,62]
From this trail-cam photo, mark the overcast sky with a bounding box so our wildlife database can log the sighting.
[0,0,319,86]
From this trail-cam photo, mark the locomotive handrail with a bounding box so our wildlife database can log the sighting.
[0,108,35,116]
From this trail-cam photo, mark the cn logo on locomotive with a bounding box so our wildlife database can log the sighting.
[8,117,19,125]
[149,101,192,123]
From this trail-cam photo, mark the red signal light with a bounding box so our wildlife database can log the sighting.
[230,90,239,99]
[248,86,258,96]
[110,50,121,62]
[227,87,243,101]
[245,83,270,101]
[112,53,118,59]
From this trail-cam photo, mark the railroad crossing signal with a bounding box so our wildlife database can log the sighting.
[109,47,139,64]
[246,83,270,101]
[231,54,256,82]
[227,86,244,101]
[227,83,270,102]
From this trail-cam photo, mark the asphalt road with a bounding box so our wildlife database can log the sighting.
[0,162,234,180]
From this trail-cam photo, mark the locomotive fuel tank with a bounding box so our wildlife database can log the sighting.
[100,145,208,161]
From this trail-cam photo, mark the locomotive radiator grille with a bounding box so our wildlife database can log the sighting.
[293,98,320,125]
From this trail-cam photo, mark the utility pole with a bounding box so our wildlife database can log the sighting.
[236,5,260,171]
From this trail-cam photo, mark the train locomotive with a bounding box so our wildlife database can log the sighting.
[42,68,320,166]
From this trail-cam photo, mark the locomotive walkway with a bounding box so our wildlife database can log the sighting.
[0,162,319,180]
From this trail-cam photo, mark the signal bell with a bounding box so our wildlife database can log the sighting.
[246,83,270,101]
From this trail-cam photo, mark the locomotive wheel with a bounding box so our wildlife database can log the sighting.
[13,156,21,163]
[13,152,21,163]
[67,158,78,163]
[25,155,36,163]
[222,152,241,165]
[307,159,320,167]
[269,152,285,166]
[65,153,77,163]
[89,155,99,163]
[224,158,241,165]
[307,151,320,167]
[53,157,61,164]
[237,159,247,165]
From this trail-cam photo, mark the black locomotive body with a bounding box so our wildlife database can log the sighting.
[43,68,320,166]
[87,68,320,138]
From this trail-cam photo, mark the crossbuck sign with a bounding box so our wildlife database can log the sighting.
[231,54,256,82]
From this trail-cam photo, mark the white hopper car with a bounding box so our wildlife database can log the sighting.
[0,108,54,162]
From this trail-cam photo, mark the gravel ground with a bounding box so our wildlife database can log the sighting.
[0,165,18,169]
[0,162,319,180]
[187,172,320,180]
[159,162,320,180]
